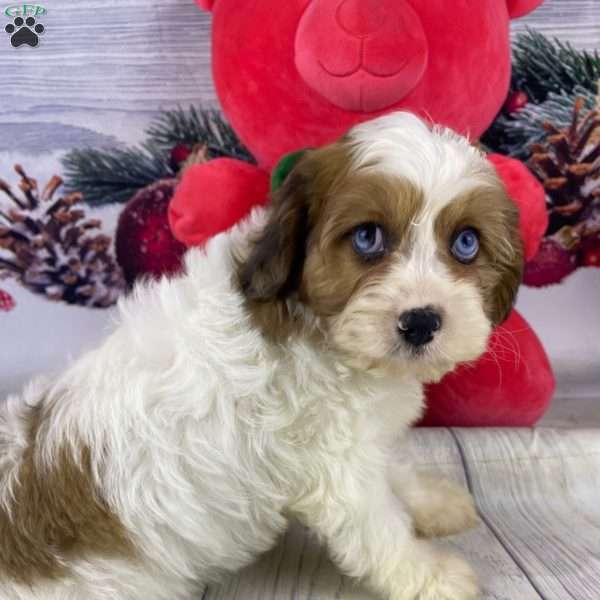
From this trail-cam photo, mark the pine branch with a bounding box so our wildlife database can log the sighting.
[512,30,600,103]
[62,142,174,205]
[62,106,253,206]
[146,105,254,163]
[482,87,596,159]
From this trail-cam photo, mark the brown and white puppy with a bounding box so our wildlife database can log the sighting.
[239,112,522,383]
[0,112,522,600]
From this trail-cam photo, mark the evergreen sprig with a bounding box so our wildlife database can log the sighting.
[512,29,600,103]
[482,87,596,159]
[62,142,173,206]
[62,106,253,206]
[146,106,254,163]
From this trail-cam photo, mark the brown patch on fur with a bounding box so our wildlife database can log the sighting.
[301,174,422,317]
[0,403,134,584]
[236,141,423,340]
[434,182,524,325]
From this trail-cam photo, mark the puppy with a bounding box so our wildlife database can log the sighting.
[0,113,522,600]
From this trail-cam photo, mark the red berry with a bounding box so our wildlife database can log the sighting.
[504,90,528,114]
[0,288,15,312]
[580,237,600,267]
[523,238,578,287]
[116,179,187,286]
[170,143,192,170]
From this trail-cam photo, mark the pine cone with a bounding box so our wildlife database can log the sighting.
[0,165,125,308]
[529,98,600,237]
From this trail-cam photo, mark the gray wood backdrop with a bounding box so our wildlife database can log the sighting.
[0,0,599,153]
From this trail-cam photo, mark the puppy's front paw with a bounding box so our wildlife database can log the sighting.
[409,476,480,539]
[419,551,480,600]
[389,548,480,600]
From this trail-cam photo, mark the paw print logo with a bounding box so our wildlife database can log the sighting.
[5,16,44,47]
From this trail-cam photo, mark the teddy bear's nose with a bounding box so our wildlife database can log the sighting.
[336,0,387,37]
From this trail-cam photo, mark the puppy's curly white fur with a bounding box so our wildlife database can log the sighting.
[0,113,522,599]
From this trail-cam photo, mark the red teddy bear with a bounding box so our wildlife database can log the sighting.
[170,0,554,426]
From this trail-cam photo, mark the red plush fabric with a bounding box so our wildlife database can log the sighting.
[506,0,544,19]
[295,0,429,113]
[169,0,554,427]
[211,0,512,169]
[169,159,270,247]
[422,310,555,427]
[488,153,548,261]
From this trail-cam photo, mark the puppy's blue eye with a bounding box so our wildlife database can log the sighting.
[451,228,480,263]
[352,223,385,259]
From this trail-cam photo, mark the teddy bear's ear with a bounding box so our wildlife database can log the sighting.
[195,0,215,11]
[506,0,544,19]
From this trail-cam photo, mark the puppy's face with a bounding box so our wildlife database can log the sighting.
[238,114,523,382]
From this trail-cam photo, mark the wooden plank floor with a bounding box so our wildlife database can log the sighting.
[203,428,600,599]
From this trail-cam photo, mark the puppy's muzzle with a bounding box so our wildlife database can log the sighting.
[398,307,442,348]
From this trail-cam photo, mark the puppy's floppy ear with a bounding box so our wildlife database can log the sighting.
[488,202,525,326]
[239,155,313,301]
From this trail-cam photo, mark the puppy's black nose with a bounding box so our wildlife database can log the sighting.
[398,307,442,348]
